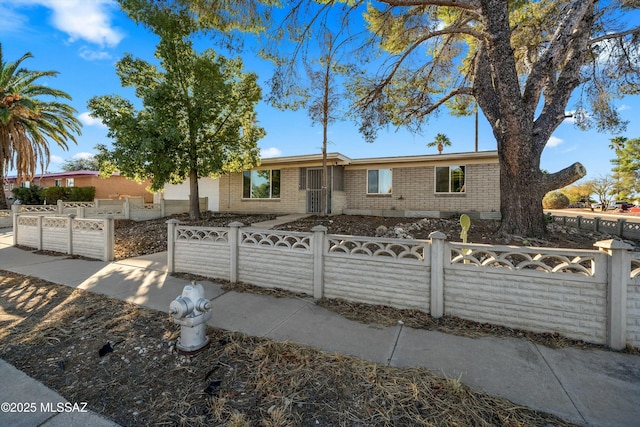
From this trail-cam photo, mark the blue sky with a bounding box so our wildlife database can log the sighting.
[1,0,638,182]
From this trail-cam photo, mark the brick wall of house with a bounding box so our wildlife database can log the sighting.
[20,174,154,202]
[219,168,303,214]
[344,163,500,216]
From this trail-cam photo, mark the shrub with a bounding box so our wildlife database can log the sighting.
[69,186,95,201]
[11,186,45,205]
[41,186,70,203]
[542,191,570,209]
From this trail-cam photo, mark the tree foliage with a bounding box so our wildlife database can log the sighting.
[89,2,265,220]
[0,44,81,209]
[590,175,615,209]
[542,191,570,209]
[61,156,99,171]
[610,136,640,200]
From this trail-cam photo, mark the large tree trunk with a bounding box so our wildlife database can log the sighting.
[188,168,201,221]
[495,132,586,238]
[0,155,7,210]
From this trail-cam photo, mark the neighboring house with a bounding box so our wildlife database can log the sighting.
[213,150,501,219]
[162,178,220,211]
[4,170,154,202]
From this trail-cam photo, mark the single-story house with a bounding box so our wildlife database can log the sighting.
[4,170,154,202]
[209,150,501,219]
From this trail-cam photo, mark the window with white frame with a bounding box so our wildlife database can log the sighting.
[54,179,62,187]
[242,170,281,199]
[66,178,74,187]
[367,169,392,194]
[435,166,465,193]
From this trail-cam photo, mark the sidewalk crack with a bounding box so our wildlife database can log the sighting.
[533,342,587,425]
[387,320,405,366]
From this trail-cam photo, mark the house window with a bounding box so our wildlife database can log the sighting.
[66,178,74,187]
[367,169,392,194]
[435,166,465,193]
[243,170,280,199]
[21,181,30,188]
[54,179,62,187]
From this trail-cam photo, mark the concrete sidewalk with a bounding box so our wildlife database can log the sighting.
[0,228,639,427]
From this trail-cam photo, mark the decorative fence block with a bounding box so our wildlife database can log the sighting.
[14,214,114,261]
[552,214,640,239]
[168,222,639,350]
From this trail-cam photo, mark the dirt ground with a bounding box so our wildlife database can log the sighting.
[114,211,636,260]
[1,212,636,426]
[0,271,582,427]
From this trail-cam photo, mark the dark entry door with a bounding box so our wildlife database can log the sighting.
[306,168,322,214]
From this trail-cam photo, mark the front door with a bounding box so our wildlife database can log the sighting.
[306,168,322,214]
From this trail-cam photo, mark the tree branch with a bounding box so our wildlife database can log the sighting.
[378,0,480,11]
[522,0,593,113]
[590,28,640,45]
[415,86,473,118]
[543,162,587,193]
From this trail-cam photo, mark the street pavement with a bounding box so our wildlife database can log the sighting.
[0,226,638,427]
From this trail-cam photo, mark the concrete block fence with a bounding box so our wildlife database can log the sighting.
[13,214,114,261]
[552,214,640,240]
[11,198,207,222]
[167,220,640,350]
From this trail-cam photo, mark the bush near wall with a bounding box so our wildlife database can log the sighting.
[41,186,96,202]
[11,186,45,205]
[543,191,570,209]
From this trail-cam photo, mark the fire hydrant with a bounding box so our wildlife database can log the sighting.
[169,282,212,354]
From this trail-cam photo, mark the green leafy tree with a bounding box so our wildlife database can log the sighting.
[61,156,99,171]
[427,133,452,155]
[0,44,81,209]
[542,191,570,209]
[610,137,640,200]
[352,0,639,238]
[560,181,594,205]
[89,4,265,220]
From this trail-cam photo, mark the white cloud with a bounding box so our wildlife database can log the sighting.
[79,46,112,61]
[0,7,29,34]
[50,155,64,164]
[618,104,631,112]
[14,0,123,47]
[261,147,283,158]
[547,136,563,148]
[78,112,106,127]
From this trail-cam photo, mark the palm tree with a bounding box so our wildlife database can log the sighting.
[0,44,81,209]
[427,133,452,154]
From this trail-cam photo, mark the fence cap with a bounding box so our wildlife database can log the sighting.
[166,219,181,224]
[311,225,328,232]
[594,239,634,251]
[429,231,447,240]
[228,221,245,227]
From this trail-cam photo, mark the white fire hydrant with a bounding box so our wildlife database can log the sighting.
[169,282,212,354]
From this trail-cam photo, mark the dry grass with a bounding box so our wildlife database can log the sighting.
[0,270,581,426]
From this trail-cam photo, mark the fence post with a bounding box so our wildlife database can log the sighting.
[166,219,180,273]
[77,206,85,219]
[228,222,244,283]
[576,215,582,229]
[124,199,130,220]
[12,212,18,246]
[311,225,327,299]
[161,199,166,218]
[429,231,447,318]
[67,214,75,255]
[104,215,114,262]
[37,215,44,251]
[594,217,601,233]
[617,219,626,238]
[594,238,633,350]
